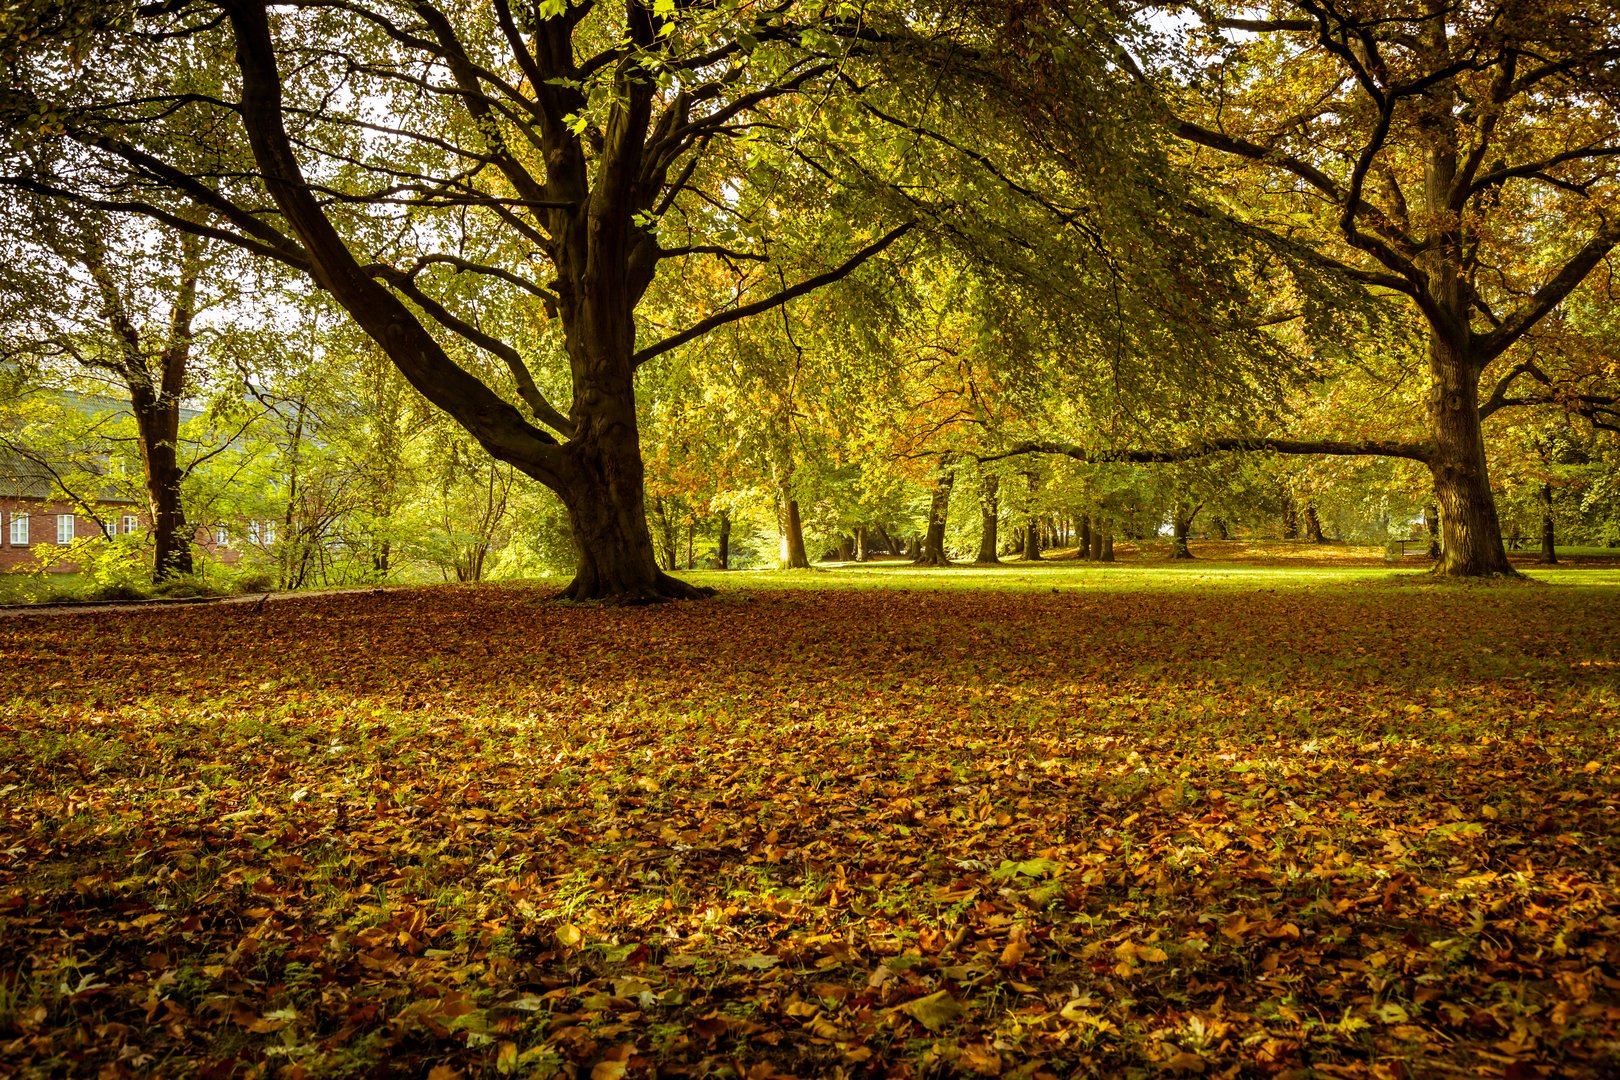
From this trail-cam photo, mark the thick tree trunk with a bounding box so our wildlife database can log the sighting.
[1078,515,1091,560]
[1022,521,1041,562]
[130,388,193,581]
[1281,507,1299,540]
[1305,503,1327,543]
[976,475,999,564]
[1539,483,1557,564]
[837,535,854,561]
[1425,505,1441,560]
[717,509,731,570]
[558,423,705,601]
[855,525,870,562]
[1169,503,1199,560]
[1426,338,1516,576]
[916,467,955,566]
[1089,517,1105,560]
[778,495,808,569]
[1100,529,1115,562]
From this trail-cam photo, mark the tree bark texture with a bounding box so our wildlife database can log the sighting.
[1100,529,1115,562]
[1089,517,1105,560]
[1078,515,1091,560]
[916,466,955,566]
[1425,340,1515,575]
[975,475,999,564]
[1022,523,1041,562]
[778,494,808,569]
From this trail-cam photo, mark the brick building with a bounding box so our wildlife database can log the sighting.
[1,407,273,574]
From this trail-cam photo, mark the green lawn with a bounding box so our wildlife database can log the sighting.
[2,566,1617,1078]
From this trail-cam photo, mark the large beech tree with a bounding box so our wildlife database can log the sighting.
[2,0,921,600]
[1112,0,1620,575]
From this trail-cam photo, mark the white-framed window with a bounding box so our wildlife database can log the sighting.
[8,512,27,547]
[122,515,138,535]
[263,520,276,545]
[57,514,75,545]
[248,520,261,543]
[216,525,228,546]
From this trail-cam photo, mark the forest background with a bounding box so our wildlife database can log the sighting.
[1,0,1618,596]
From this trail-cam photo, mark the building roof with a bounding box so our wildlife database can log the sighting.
[0,387,146,505]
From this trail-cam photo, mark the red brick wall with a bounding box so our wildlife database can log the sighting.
[2,497,271,574]
[0,499,131,573]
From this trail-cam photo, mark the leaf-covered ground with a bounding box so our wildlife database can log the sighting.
[2,565,1618,1079]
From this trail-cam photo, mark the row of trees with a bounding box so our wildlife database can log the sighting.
[2,1,1617,597]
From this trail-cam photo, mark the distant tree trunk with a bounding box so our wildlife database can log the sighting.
[652,498,678,571]
[1305,504,1327,543]
[976,474,1000,564]
[1170,503,1201,560]
[855,525,870,562]
[717,509,731,570]
[1425,505,1441,560]
[1089,517,1105,560]
[1282,507,1300,540]
[1213,516,1230,541]
[686,519,695,570]
[1100,528,1115,562]
[837,535,854,561]
[1078,515,1092,560]
[1539,484,1558,564]
[916,465,955,566]
[778,494,808,569]
[1023,522,1041,562]
[904,534,920,559]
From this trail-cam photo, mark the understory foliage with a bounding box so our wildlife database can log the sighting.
[2,571,1617,1077]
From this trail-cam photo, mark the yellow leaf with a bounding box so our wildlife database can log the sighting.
[899,990,964,1032]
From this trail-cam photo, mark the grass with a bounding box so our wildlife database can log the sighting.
[1,556,1617,1078]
